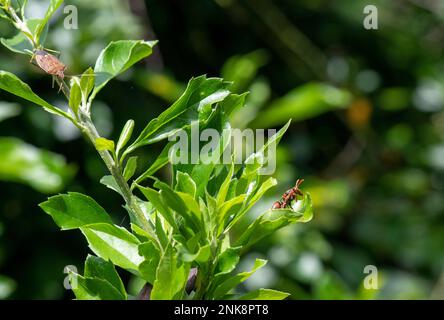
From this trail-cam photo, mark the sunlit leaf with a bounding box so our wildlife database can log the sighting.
[81,223,143,273]
[252,83,351,127]
[34,0,63,46]
[123,156,137,181]
[127,76,231,152]
[0,137,74,193]
[83,255,127,299]
[0,71,72,119]
[211,259,267,299]
[91,40,157,100]
[238,288,290,300]
[1,19,47,54]
[151,244,190,300]
[40,192,113,230]
[138,241,161,284]
[116,119,134,157]
[69,272,126,300]
[175,171,196,198]
[69,77,81,116]
[95,137,114,152]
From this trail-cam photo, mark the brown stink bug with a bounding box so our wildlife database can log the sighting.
[29,48,95,93]
[32,49,66,79]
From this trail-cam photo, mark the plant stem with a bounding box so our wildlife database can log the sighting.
[78,112,158,243]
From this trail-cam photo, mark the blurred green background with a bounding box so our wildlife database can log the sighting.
[1,0,444,299]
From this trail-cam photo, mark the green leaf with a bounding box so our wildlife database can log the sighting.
[180,243,211,264]
[175,171,197,198]
[138,241,161,284]
[84,255,127,299]
[34,0,63,46]
[226,177,277,232]
[155,180,201,233]
[69,272,126,300]
[81,223,143,273]
[116,119,134,157]
[0,71,72,119]
[1,19,47,54]
[221,50,269,93]
[100,175,123,196]
[69,77,81,116]
[128,76,231,152]
[130,223,155,243]
[252,83,352,127]
[236,193,313,249]
[238,289,290,300]
[39,192,113,230]
[220,93,248,118]
[217,194,246,234]
[123,156,137,181]
[154,213,169,248]
[95,137,115,152]
[216,162,234,207]
[91,40,157,101]
[137,184,177,230]
[151,244,190,300]
[244,120,291,177]
[211,259,267,299]
[215,246,241,275]
[134,141,173,184]
[187,125,232,198]
[0,137,74,193]
[18,0,28,18]
[80,67,95,102]
[176,192,201,219]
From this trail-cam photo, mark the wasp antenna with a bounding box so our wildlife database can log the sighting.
[295,179,304,187]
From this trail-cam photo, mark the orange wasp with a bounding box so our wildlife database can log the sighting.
[272,179,304,209]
